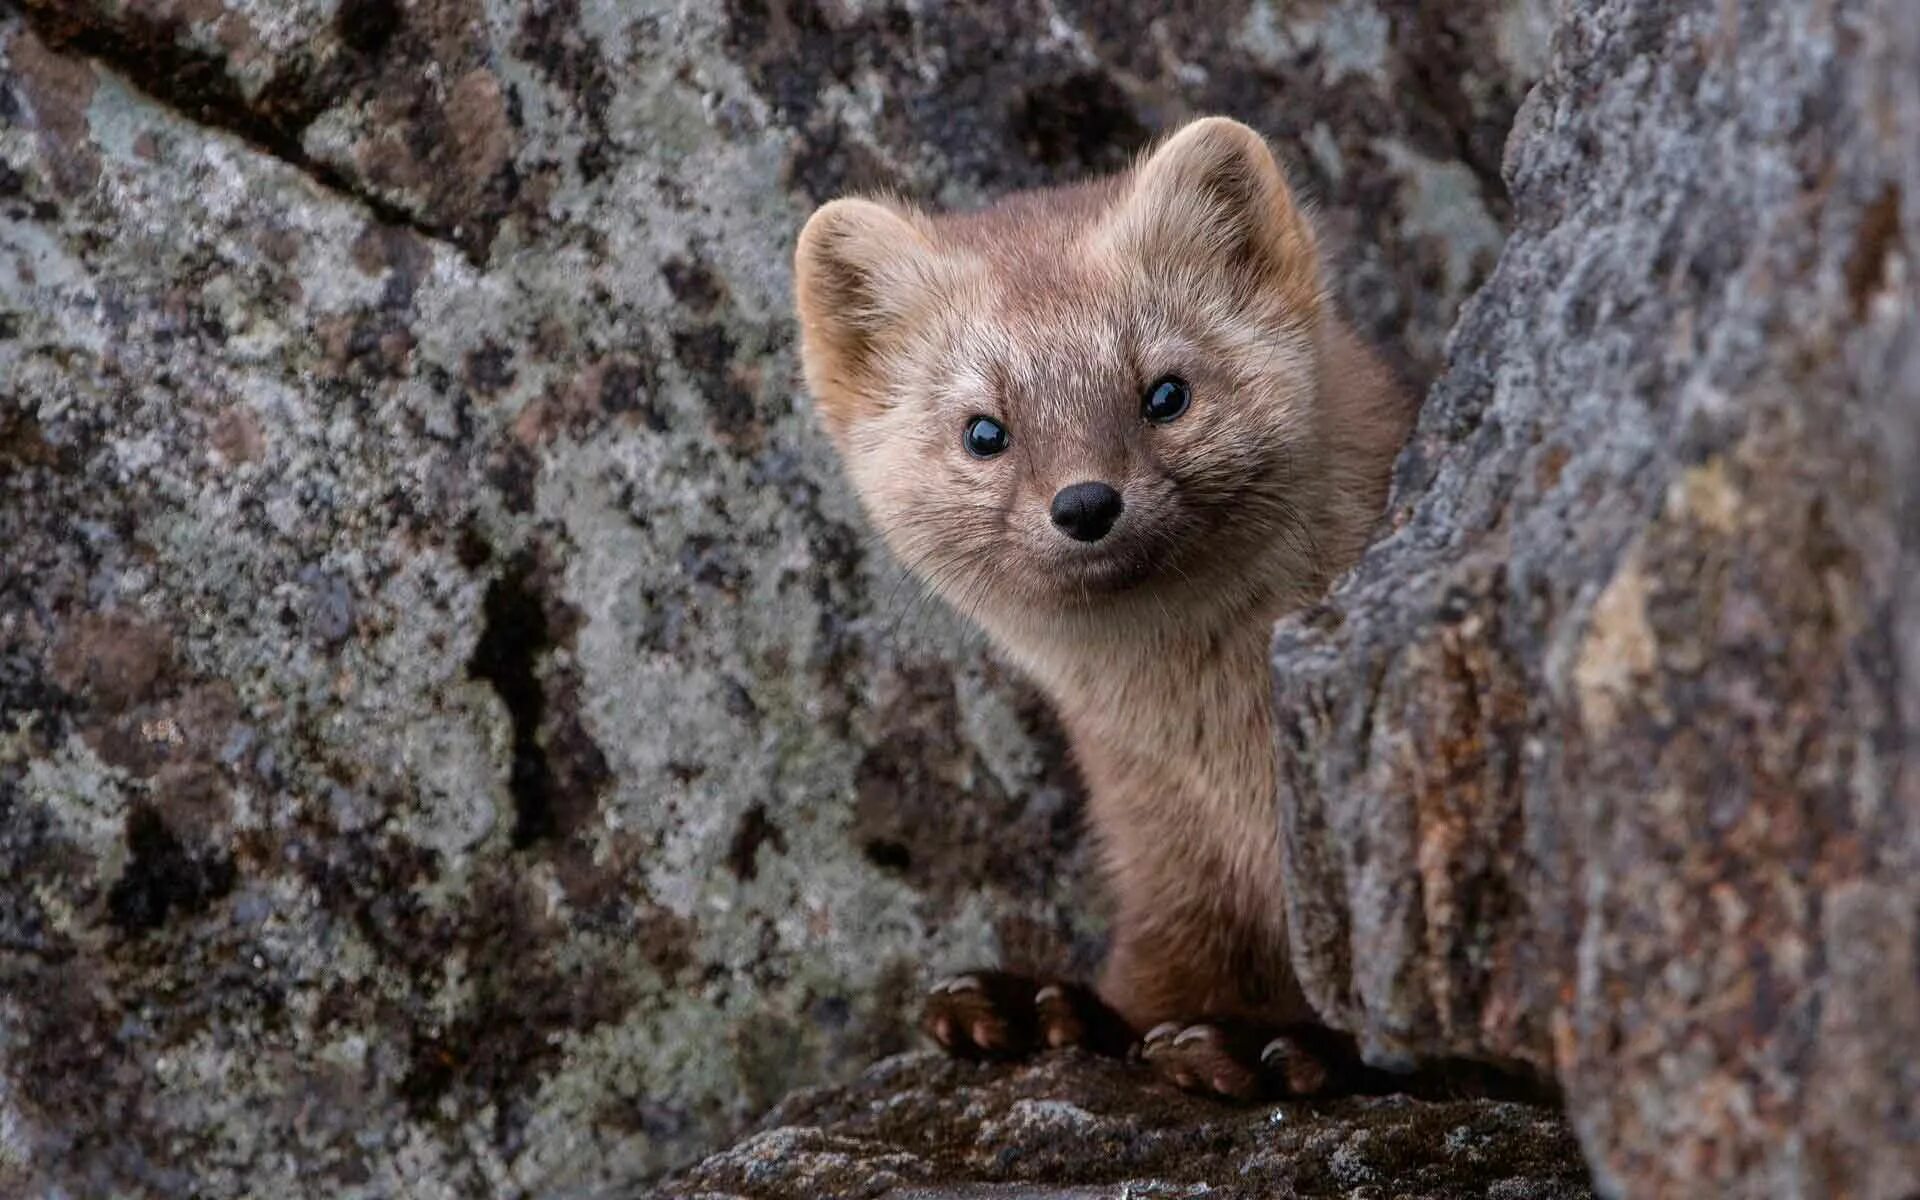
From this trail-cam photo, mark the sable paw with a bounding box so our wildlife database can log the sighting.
[1140,1021,1335,1101]
[921,971,1130,1060]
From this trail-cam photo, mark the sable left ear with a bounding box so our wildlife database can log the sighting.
[1108,117,1321,317]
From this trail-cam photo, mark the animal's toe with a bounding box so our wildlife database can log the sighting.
[1141,1021,1285,1101]
[920,970,1043,1060]
[1032,981,1133,1056]
[1261,1033,1330,1097]
[922,971,1132,1061]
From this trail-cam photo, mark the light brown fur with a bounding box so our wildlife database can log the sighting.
[794,118,1413,1036]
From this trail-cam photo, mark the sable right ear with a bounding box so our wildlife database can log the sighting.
[793,197,944,430]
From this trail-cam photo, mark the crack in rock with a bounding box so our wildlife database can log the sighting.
[12,0,476,264]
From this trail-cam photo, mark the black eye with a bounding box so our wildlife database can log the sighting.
[964,415,1011,458]
[1142,375,1191,424]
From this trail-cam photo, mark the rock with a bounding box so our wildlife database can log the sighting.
[650,1051,1592,1200]
[0,1,1550,1196]
[1269,0,1920,1195]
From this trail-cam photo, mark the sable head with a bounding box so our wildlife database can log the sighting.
[793,117,1342,633]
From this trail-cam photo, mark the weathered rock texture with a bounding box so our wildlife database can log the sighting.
[652,1051,1591,1200]
[1271,0,1920,1196]
[0,0,1549,1195]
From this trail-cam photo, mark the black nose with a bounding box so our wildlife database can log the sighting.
[1049,481,1124,543]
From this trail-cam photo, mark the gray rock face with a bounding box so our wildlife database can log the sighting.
[653,1051,1591,1200]
[1270,0,1920,1195]
[0,0,1548,1194]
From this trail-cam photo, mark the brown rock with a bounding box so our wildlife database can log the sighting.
[7,25,100,194]
[1270,0,1920,1195]
[50,613,174,712]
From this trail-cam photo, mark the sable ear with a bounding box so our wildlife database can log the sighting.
[1110,117,1320,316]
[793,197,945,430]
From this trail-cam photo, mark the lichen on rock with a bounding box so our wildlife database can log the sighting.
[653,1051,1591,1200]
[1,0,1548,1195]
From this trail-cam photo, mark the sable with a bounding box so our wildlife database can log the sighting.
[794,117,1414,1099]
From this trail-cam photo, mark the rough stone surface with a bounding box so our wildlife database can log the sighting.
[0,0,1549,1195]
[1270,0,1920,1196]
[649,1051,1591,1200]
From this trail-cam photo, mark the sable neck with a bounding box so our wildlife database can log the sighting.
[994,600,1280,776]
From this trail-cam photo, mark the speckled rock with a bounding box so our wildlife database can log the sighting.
[649,1051,1590,1200]
[1270,0,1920,1196]
[0,1,1549,1195]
